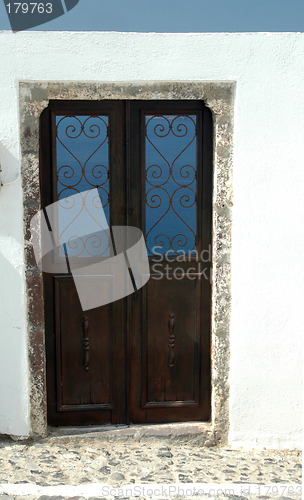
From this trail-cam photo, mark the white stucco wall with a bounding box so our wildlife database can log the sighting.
[0,31,302,448]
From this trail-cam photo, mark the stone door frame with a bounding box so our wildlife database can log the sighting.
[20,81,234,442]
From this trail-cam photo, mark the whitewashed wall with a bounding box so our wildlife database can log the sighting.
[0,31,302,448]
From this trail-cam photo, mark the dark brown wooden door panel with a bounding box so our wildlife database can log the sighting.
[41,99,212,426]
[143,276,200,406]
[128,100,212,423]
[55,276,112,410]
[47,275,126,426]
[129,276,210,423]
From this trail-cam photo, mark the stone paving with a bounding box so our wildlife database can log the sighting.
[0,429,301,500]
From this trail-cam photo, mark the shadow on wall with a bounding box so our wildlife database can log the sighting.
[0,246,29,437]
[0,142,30,437]
[0,250,24,335]
[0,140,25,317]
[0,141,20,186]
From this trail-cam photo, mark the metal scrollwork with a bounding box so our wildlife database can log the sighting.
[56,115,110,258]
[145,114,197,255]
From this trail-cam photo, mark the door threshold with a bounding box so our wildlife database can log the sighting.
[47,422,215,446]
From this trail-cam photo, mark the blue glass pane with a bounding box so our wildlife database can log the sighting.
[56,115,110,258]
[145,114,197,256]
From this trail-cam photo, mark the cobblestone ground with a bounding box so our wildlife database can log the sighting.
[0,432,301,500]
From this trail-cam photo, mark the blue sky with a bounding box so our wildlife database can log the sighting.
[0,0,304,32]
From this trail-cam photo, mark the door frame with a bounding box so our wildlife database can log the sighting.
[20,81,234,444]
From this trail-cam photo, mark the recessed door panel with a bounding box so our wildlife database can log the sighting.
[143,275,200,407]
[55,276,112,410]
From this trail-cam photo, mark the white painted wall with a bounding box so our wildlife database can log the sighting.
[0,31,302,448]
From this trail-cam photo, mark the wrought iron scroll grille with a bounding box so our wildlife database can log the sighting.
[55,115,110,258]
[145,114,198,256]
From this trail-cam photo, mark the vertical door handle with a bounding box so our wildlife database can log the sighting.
[168,312,175,368]
[82,315,90,371]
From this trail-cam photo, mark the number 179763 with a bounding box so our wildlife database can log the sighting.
[6,2,53,14]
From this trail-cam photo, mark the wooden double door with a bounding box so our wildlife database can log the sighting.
[41,99,213,426]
